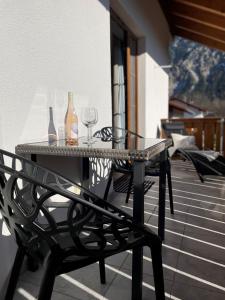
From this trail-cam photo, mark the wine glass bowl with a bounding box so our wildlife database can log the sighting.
[81,107,98,143]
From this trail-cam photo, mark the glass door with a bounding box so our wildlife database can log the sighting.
[111,13,138,136]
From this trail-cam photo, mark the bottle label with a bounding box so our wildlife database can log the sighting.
[70,123,78,138]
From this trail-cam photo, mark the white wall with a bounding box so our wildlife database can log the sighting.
[0,0,111,293]
[111,0,171,137]
[0,0,171,146]
[0,0,111,151]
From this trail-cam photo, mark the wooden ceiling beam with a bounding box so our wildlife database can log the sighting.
[173,0,225,14]
[173,15,225,42]
[169,1,225,29]
[172,12,225,31]
[174,27,225,52]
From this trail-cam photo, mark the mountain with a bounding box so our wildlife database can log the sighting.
[169,37,225,114]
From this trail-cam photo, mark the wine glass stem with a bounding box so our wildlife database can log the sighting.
[87,127,92,141]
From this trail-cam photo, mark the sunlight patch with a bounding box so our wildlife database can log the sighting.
[17,288,36,300]
[60,274,108,300]
[2,221,11,236]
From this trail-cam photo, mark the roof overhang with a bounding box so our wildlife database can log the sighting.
[159,0,225,52]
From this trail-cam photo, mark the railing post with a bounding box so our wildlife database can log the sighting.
[220,118,224,155]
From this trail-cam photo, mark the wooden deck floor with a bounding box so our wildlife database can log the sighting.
[15,160,225,299]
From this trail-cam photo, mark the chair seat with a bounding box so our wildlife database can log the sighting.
[145,166,160,176]
[58,229,145,274]
[59,230,145,262]
[44,220,148,275]
[113,174,154,195]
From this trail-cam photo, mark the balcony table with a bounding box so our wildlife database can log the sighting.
[15,136,171,300]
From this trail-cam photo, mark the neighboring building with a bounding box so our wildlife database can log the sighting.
[169,97,209,118]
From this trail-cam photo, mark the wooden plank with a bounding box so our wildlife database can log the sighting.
[216,121,221,152]
[126,34,131,132]
[204,121,216,150]
[173,27,225,52]
[223,123,225,155]
[162,117,221,122]
[173,0,225,14]
[126,33,138,134]
[172,15,225,41]
[186,120,203,149]
[170,1,225,29]
[135,48,139,135]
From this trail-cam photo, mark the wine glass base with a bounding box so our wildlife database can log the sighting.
[81,137,97,145]
[82,140,95,145]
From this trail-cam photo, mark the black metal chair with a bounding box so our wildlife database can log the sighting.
[94,129,155,202]
[161,121,225,182]
[0,149,165,300]
[99,127,174,214]
[175,148,225,182]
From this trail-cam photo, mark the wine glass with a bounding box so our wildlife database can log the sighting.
[81,107,98,144]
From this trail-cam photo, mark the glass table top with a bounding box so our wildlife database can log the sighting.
[16,136,171,161]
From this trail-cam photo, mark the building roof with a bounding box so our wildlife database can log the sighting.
[159,0,225,52]
[169,97,207,115]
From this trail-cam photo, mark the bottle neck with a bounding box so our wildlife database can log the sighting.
[68,97,74,111]
[49,107,54,122]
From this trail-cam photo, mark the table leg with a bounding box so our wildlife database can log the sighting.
[132,160,145,300]
[82,157,90,188]
[31,154,37,162]
[158,149,167,240]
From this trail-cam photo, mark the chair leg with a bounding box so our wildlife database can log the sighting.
[26,255,39,272]
[38,254,58,300]
[99,259,106,284]
[150,238,165,300]
[166,167,174,214]
[5,246,26,300]
[198,173,205,183]
[125,174,133,204]
[104,169,113,201]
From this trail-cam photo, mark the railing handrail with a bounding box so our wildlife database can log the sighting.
[161,117,222,122]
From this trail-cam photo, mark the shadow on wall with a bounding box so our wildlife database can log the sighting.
[0,217,16,298]
[111,0,170,66]
[0,114,3,148]
[157,125,161,138]
[0,109,18,296]
[98,0,109,11]
[99,0,170,75]
[18,88,93,145]
[90,158,112,198]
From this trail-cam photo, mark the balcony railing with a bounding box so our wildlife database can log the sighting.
[161,117,225,154]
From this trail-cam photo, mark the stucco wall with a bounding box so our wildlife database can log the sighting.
[111,0,171,137]
[0,0,111,293]
[0,0,171,152]
[0,0,111,152]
